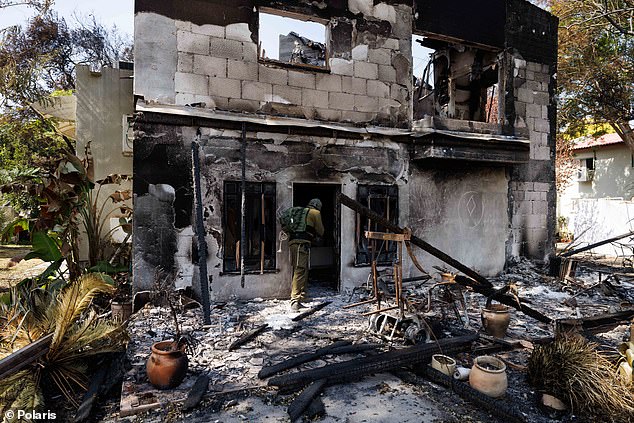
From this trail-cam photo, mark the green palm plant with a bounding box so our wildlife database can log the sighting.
[0,273,128,416]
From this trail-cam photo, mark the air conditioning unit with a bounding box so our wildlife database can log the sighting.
[576,167,594,182]
[122,114,133,156]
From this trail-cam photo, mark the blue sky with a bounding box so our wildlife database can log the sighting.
[0,0,134,36]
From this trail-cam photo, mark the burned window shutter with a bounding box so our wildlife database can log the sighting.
[355,185,399,265]
[223,181,276,273]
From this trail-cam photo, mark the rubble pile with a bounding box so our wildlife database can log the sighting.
[99,256,634,423]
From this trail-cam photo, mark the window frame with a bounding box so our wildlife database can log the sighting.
[257,6,331,72]
[222,181,277,273]
[355,184,399,266]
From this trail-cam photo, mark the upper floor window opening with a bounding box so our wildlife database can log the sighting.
[258,8,328,70]
[413,35,500,123]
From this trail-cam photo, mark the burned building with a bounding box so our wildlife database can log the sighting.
[132,0,558,300]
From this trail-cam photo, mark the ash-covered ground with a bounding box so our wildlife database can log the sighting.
[97,257,634,423]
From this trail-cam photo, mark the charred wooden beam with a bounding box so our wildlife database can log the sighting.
[288,379,327,422]
[228,324,268,351]
[182,374,210,411]
[560,230,634,257]
[258,341,380,379]
[556,309,634,335]
[74,359,110,422]
[417,365,526,423]
[455,275,552,324]
[0,333,53,380]
[259,340,350,379]
[291,301,332,322]
[268,333,478,392]
[337,192,493,289]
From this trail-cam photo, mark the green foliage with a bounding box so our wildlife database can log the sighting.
[551,0,634,145]
[24,231,62,261]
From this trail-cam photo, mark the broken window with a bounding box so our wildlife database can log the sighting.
[258,9,327,68]
[355,185,399,266]
[223,181,277,273]
[413,36,500,123]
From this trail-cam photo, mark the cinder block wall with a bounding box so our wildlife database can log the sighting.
[135,0,413,127]
[505,0,558,261]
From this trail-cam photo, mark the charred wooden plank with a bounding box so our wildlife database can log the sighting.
[228,324,268,351]
[288,379,326,422]
[258,342,380,379]
[454,275,552,324]
[0,333,53,380]
[291,301,332,322]
[74,359,109,422]
[269,333,478,392]
[556,309,634,335]
[337,193,493,289]
[182,374,210,411]
[259,341,350,379]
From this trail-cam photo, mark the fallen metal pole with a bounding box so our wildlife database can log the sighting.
[291,301,331,322]
[560,230,634,257]
[337,193,493,289]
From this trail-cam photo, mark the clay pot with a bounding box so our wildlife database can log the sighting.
[481,302,511,338]
[431,354,457,377]
[111,300,133,323]
[469,356,508,398]
[146,341,188,389]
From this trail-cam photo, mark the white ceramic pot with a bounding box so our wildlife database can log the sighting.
[431,354,457,377]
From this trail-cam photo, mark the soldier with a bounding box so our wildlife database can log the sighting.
[289,198,324,311]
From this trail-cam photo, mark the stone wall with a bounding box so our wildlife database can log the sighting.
[134,0,413,126]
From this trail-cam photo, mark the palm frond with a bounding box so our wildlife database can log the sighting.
[49,273,114,351]
[0,370,44,418]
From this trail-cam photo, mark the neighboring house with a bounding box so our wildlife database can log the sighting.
[132,0,558,300]
[34,65,134,263]
[558,133,634,256]
[75,65,134,262]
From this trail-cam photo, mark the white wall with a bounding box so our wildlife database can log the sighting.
[558,143,634,255]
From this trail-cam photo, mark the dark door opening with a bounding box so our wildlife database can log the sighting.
[293,183,340,290]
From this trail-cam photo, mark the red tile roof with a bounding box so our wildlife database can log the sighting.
[572,132,623,150]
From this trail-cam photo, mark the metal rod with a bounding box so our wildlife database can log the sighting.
[560,230,634,257]
[343,298,378,309]
[362,305,399,316]
[240,122,247,288]
[192,140,211,325]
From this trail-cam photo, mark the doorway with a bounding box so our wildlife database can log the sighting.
[293,183,340,290]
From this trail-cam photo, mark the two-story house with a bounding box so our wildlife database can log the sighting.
[132,0,558,301]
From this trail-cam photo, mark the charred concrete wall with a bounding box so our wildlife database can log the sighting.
[407,165,509,276]
[134,0,413,126]
[504,1,558,261]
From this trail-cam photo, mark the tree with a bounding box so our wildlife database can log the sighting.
[552,0,634,151]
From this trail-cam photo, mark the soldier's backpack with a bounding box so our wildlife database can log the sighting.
[279,207,309,234]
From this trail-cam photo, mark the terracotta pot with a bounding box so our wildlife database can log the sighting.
[111,301,133,323]
[481,303,511,338]
[146,341,188,389]
[469,356,507,398]
[431,354,457,377]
